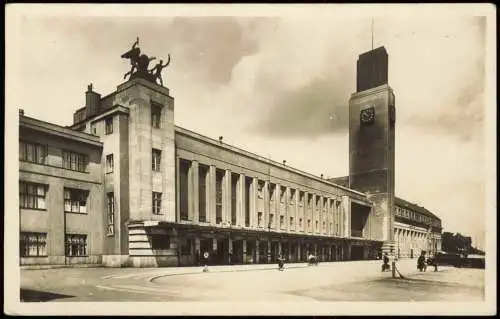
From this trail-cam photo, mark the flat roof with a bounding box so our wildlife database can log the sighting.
[174,125,368,200]
[20,115,102,147]
[395,197,441,221]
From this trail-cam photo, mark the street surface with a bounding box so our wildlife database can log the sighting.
[20,259,484,302]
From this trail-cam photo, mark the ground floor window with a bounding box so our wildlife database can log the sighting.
[150,234,170,250]
[20,232,47,257]
[65,234,88,257]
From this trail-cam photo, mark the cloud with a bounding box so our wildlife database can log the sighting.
[252,75,352,137]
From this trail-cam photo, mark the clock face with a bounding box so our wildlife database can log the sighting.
[360,106,375,124]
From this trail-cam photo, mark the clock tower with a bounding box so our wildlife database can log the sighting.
[348,46,396,255]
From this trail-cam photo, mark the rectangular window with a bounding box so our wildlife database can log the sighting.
[20,232,47,257]
[279,215,284,228]
[65,234,88,257]
[179,159,190,221]
[106,154,114,173]
[152,192,162,215]
[107,192,115,236]
[105,117,113,134]
[91,123,97,135]
[299,218,303,229]
[323,221,326,232]
[257,181,265,198]
[307,219,311,231]
[19,181,47,210]
[231,173,238,225]
[152,149,161,171]
[316,220,319,231]
[151,103,162,129]
[19,141,47,165]
[64,188,88,214]
[257,212,263,227]
[279,187,285,203]
[151,234,170,250]
[290,189,296,204]
[62,150,88,172]
[307,194,312,208]
[269,214,274,228]
[269,184,276,201]
[290,217,294,228]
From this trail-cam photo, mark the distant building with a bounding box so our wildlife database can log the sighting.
[19,45,442,267]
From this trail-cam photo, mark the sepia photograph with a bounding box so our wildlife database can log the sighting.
[4,3,496,316]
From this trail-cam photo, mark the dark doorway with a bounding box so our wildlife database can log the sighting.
[351,246,365,260]
[270,242,279,262]
[259,241,269,264]
[233,240,244,265]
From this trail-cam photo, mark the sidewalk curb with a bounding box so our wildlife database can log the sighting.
[148,264,311,282]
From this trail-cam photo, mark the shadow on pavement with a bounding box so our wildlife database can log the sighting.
[20,288,75,302]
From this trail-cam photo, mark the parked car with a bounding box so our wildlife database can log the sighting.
[462,254,485,269]
[427,252,464,268]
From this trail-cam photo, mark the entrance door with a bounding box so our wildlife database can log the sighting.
[259,241,268,264]
[270,242,279,262]
[351,246,364,260]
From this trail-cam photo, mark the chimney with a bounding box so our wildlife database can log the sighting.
[19,109,24,116]
[282,160,286,166]
[320,174,324,179]
[219,136,223,143]
[85,83,101,117]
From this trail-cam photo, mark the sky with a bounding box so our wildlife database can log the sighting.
[7,5,493,250]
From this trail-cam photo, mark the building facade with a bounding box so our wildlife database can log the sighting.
[19,46,442,267]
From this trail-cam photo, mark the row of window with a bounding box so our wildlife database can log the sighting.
[259,212,339,234]
[257,181,341,214]
[395,206,434,225]
[20,181,92,214]
[20,232,88,257]
[94,103,163,136]
[20,140,89,173]
[105,148,162,174]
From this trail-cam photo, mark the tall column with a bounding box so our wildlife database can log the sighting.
[236,173,244,227]
[294,188,299,232]
[208,165,216,225]
[223,169,231,225]
[275,183,281,229]
[176,157,181,222]
[263,181,270,229]
[285,187,290,232]
[250,178,258,228]
[304,191,309,232]
[311,194,316,233]
[342,196,350,238]
[191,161,199,223]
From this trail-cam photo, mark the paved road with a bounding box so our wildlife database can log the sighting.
[20,259,484,302]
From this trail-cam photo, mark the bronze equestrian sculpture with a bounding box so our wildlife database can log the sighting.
[121,37,171,86]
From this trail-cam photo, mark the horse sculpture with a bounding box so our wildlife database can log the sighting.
[121,37,156,82]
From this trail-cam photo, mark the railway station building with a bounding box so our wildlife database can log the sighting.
[19,45,442,267]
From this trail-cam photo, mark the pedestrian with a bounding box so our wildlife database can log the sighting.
[381,252,390,272]
[202,251,210,272]
[417,251,427,272]
[277,254,285,271]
